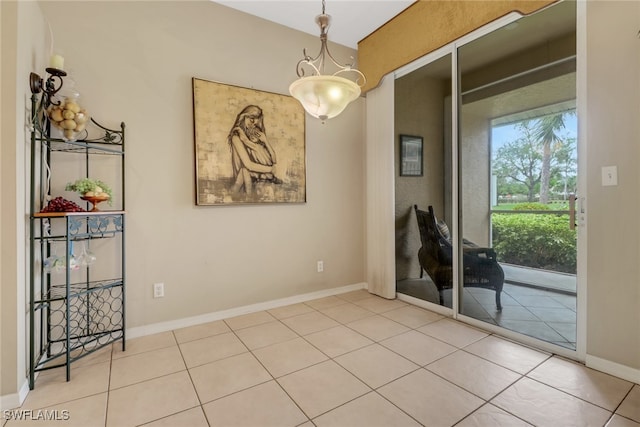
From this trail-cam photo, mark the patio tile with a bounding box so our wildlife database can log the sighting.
[512,295,567,308]
[547,321,577,342]
[527,306,577,323]
[498,319,567,343]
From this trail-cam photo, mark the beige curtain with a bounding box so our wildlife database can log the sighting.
[365,74,396,299]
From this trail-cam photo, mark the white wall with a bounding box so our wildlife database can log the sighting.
[2,0,366,401]
[1,0,49,404]
[36,0,366,328]
[584,0,640,373]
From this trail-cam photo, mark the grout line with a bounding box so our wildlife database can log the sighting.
[27,294,635,427]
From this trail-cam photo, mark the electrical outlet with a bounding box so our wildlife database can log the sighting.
[317,260,324,273]
[153,282,165,298]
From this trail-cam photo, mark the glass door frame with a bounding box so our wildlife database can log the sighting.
[393,7,586,361]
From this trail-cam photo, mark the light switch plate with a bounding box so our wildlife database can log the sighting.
[601,166,618,186]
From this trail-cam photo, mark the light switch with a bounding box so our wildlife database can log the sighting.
[601,166,618,186]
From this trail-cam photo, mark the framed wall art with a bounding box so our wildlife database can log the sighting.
[400,134,423,176]
[192,78,306,205]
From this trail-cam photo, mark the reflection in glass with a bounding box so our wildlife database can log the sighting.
[395,54,453,308]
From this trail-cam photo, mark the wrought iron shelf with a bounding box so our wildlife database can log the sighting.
[33,330,123,375]
[39,137,124,155]
[33,210,125,218]
[28,74,126,390]
[34,278,124,304]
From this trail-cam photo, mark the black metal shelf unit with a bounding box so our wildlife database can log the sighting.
[28,69,126,389]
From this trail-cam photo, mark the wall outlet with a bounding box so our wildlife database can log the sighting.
[317,260,324,273]
[153,282,165,298]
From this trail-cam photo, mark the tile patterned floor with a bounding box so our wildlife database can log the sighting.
[4,290,639,427]
[398,278,578,349]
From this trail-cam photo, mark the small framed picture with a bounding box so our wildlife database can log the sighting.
[400,135,423,176]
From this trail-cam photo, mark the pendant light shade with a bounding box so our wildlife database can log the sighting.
[289,0,365,121]
[289,75,361,121]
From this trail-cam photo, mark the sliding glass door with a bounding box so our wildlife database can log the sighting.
[396,0,578,351]
[457,1,577,350]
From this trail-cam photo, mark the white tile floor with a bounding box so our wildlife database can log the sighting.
[5,290,639,427]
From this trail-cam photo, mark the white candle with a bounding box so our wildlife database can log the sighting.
[50,54,64,70]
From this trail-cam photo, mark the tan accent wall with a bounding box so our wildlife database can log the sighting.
[358,0,557,93]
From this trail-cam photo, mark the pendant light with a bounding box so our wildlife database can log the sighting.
[289,0,366,121]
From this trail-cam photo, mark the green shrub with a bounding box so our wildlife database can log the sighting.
[513,202,550,211]
[492,213,576,273]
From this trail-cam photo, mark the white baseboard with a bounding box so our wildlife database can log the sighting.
[0,379,30,411]
[127,282,368,339]
[1,283,368,409]
[586,354,640,384]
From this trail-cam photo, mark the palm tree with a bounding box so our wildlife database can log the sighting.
[534,113,566,204]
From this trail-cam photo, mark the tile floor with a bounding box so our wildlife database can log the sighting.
[397,278,578,349]
[5,290,639,427]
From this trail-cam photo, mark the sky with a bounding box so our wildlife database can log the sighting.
[491,112,578,154]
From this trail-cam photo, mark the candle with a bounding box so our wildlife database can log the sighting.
[50,54,64,70]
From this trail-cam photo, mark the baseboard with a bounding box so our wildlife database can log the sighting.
[586,354,640,384]
[0,378,30,411]
[1,283,368,411]
[127,282,368,339]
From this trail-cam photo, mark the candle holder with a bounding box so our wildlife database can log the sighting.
[29,68,67,98]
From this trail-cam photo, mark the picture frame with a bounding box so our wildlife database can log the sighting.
[400,134,423,176]
[192,78,306,205]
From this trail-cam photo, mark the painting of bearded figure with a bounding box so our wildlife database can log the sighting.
[193,78,306,205]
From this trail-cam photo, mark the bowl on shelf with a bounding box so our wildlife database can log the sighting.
[80,194,110,212]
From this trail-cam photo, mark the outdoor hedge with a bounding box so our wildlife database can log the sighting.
[492,213,576,273]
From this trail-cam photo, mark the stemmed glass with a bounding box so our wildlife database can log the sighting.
[76,241,97,267]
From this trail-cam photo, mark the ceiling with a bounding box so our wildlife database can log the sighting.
[213,0,416,49]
